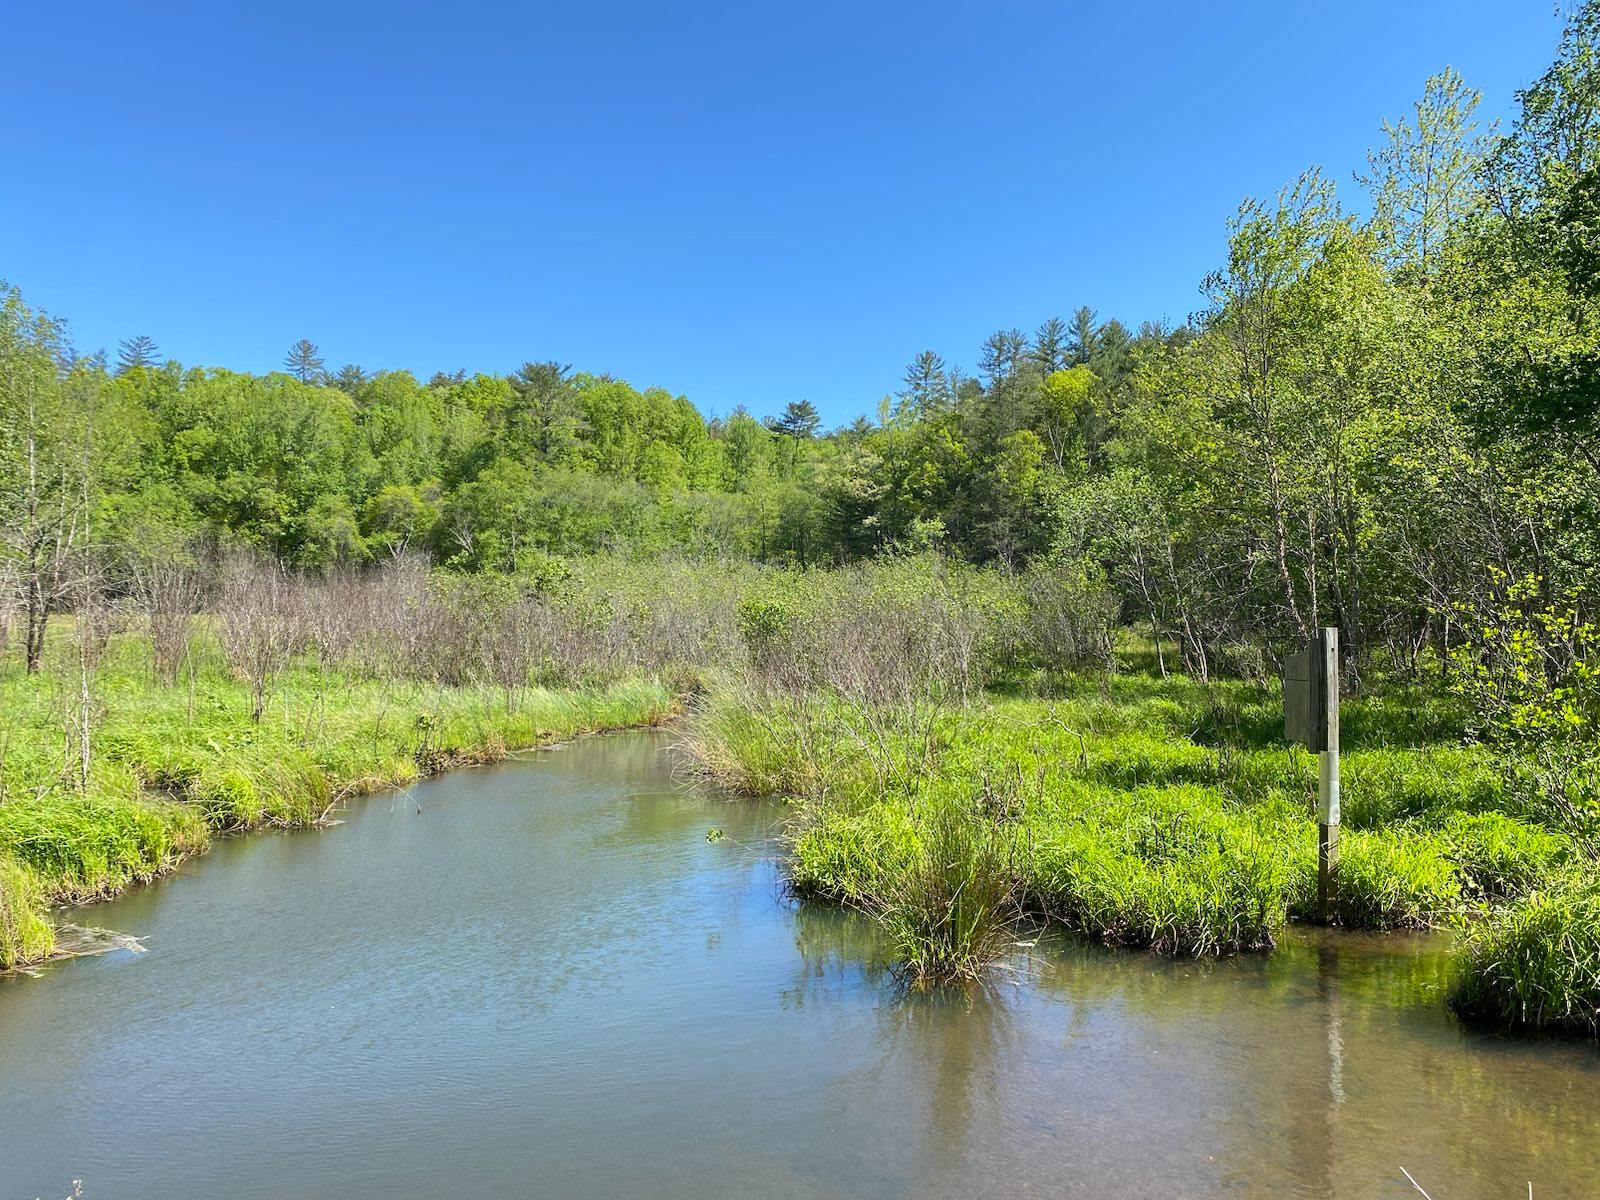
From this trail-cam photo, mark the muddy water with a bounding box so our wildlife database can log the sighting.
[1,732,1596,1198]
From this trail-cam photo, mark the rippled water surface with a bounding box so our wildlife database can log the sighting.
[2,732,1597,1198]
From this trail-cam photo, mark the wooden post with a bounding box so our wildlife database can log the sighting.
[1316,628,1340,924]
[1286,627,1341,923]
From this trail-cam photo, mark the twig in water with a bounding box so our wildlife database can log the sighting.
[1399,1167,1434,1200]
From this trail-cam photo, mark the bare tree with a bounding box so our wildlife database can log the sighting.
[63,553,115,792]
[218,554,300,723]
[130,543,208,685]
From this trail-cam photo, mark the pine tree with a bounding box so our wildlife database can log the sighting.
[1067,306,1099,366]
[979,329,1026,387]
[116,335,160,374]
[283,339,325,383]
[900,350,951,415]
[771,399,821,438]
[332,364,368,394]
[1032,317,1068,375]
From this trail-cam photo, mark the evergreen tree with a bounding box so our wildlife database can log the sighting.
[1067,306,1099,366]
[332,364,368,394]
[900,350,951,415]
[509,360,584,461]
[116,335,160,374]
[1032,317,1069,374]
[771,399,821,438]
[284,339,325,383]
[979,329,1026,387]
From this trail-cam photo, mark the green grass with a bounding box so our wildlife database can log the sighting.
[0,636,679,970]
[0,857,54,969]
[686,669,1582,1008]
[1449,868,1600,1036]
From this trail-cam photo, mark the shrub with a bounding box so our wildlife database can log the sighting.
[1018,555,1117,671]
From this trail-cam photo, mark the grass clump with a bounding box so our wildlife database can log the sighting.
[871,793,1022,985]
[0,856,54,969]
[1449,869,1600,1036]
[790,786,1022,985]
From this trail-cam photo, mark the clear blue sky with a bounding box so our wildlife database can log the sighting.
[0,1,1563,423]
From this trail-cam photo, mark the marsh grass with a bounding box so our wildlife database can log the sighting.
[868,791,1023,985]
[0,631,678,970]
[689,666,1573,986]
[0,857,53,968]
[1449,869,1600,1036]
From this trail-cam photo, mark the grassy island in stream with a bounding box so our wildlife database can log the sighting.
[0,630,676,970]
[687,674,1568,955]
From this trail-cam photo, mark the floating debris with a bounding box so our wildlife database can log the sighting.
[29,925,148,973]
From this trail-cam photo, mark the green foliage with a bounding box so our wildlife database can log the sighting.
[1317,830,1460,930]
[1451,573,1600,855]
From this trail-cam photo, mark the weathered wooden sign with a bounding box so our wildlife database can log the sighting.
[1283,645,1322,751]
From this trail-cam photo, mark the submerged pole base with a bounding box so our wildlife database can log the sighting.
[1317,822,1340,925]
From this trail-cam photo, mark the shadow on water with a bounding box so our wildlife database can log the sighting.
[2,731,1597,1200]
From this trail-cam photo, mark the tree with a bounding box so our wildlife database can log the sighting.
[1486,1,1600,222]
[0,284,78,672]
[900,351,951,417]
[1067,306,1099,365]
[1357,66,1489,270]
[508,360,585,463]
[1037,365,1098,469]
[116,335,161,374]
[283,339,324,383]
[770,399,821,439]
[979,329,1026,387]
[1032,317,1069,374]
[332,363,368,394]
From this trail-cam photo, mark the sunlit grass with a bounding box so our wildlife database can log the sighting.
[687,668,1572,989]
[0,635,678,969]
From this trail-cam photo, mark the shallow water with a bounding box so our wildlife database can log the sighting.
[2,732,1596,1199]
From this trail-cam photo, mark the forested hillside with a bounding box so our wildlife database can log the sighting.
[4,14,1599,686]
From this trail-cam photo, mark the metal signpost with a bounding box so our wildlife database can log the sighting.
[1285,627,1340,923]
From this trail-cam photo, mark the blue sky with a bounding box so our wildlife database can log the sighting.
[0,1,1563,423]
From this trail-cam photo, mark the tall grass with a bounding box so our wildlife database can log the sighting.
[0,856,54,969]
[864,792,1022,985]
[1449,870,1600,1036]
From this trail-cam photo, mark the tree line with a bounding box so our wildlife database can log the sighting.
[3,5,1599,684]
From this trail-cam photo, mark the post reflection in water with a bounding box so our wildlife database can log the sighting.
[0,732,1596,1200]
